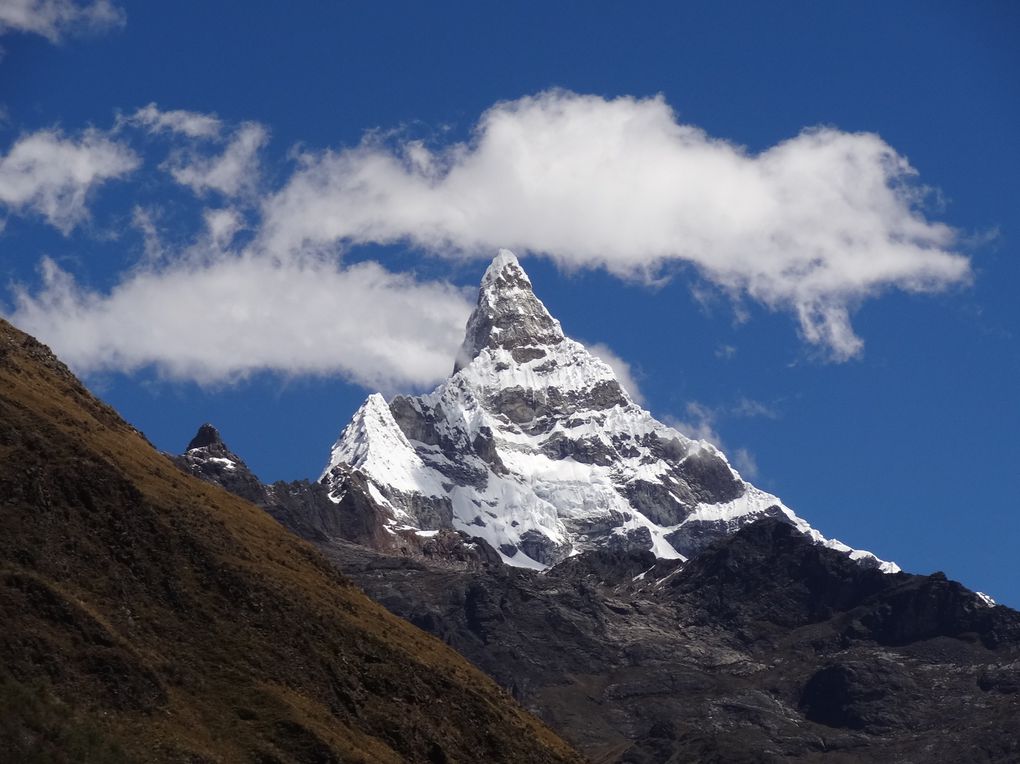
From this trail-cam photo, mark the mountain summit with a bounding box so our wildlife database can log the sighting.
[455,249,566,370]
[322,251,897,571]
[185,422,226,450]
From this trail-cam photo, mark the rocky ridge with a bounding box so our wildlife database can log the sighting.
[340,518,1020,762]
[176,426,1020,762]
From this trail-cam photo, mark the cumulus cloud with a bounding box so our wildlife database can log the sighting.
[7,254,472,391]
[1,111,471,392]
[0,128,139,233]
[2,91,976,391]
[0,0,124,41]
[258,90,970,360]
[587,342,644,404]
[165,122,267,197]
[123,103,222,139]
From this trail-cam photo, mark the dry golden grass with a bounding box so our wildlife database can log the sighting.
[0,319,583,763]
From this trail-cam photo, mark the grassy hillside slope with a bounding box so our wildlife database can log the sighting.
[0,319,582,764]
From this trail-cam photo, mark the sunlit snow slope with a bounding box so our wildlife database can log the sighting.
[322,250,897,572]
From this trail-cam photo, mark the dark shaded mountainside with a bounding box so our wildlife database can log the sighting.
[0,319,582,764]
[178,426,1020,763]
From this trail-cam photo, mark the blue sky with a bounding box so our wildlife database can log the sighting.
[2,1,1018,604]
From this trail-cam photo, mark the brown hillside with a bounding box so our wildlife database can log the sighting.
[0,318,583,764]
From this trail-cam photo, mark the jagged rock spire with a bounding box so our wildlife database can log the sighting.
[187,423,225,451]
[184,422,237,463]
[177,423,268,506]
[454,250,565,372]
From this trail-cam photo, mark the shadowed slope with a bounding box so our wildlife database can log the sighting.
[326,520,1020,763]
[0,319,582,764]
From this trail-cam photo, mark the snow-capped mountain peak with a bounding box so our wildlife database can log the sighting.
[321,250,898,573]
[456,248,566,372]
[323,393,445,500]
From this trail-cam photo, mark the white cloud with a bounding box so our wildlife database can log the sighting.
[130,206,167,264]
[732,448,759,480]
[203,207,243,249]
[0,128,138,233]
[1,92,977,393]
[124,103,222,139]
[7,254,472,391]
[731,397,779,419]
[666,402,724,447]
[0,0,124,42]
[165,122,267,197]
[587,342,644,404]
[258,90,970,360]
[715,344,737,360]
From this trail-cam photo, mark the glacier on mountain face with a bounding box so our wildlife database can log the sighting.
[321,249,898,573]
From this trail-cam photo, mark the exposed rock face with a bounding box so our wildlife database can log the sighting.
[172,423,269,505]
[186,422,223,450]
[329,519,1020,763]
[173,423,504,569]
[320,250,896,572]
[455,248,566,370]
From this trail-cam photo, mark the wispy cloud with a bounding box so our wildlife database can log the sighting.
[0,127,138,233]
[732,448,759,480]
[121,103,222,139]
[731,397,779,419]
[164,122,268,198]
[0,0,124,42]
[587,342,644,404]
[258,90,969,361]
[666,402,725,447]
[715,344,737,360]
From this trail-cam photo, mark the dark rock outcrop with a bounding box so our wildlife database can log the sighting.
[172,423,268,505]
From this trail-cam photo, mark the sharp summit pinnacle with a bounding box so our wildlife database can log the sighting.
[187,423,225,451]
[455,249,565,372]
